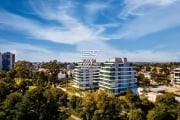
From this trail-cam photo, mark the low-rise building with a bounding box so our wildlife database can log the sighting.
[38,68,48,72]
[147,92,163,102]
[58,72,66,80]
[32,62,42,71]
[144,72,151,79]
[175,96,180,103]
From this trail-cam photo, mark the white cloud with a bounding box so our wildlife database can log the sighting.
[0,0,110,45]
[116,0,180,39]
[120,0,177,18]
[0,11,38,31]
[85,2,109,16]
[1,0,180,62]
[29,0,78,27]
[28,0,109,43]
[86,2,109,12]
[0,40,179,62]
[58,41,180,62]
[84,2,110,23]
[0,42,57,62]
[1,0,179,45]
[0,10,107,44]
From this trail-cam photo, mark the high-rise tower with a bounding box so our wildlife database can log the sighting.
[0,52,2,70]
[2,52,15,70]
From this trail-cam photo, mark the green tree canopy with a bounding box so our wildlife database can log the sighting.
[16,87,68,120]
[147,93,179,120]
[0,78,16,102]
[80,91,121,120]
[125,88,140,109]
[147,106,174,120]
[155,93,177,107]
[43,60,61,82]
[129,109,145,120]
[1,92,22,120]
[14,61,32,78]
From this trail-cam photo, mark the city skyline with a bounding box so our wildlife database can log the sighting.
[0,0,180,62]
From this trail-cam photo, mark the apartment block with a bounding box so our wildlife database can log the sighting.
[173,67,180,86]
[0,52,15,70]
[73,60,100,90]
[99,58,137,95]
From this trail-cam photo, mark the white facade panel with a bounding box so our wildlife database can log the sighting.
[99,57,137,95]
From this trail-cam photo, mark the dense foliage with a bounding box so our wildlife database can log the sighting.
[0,61,179,120]
[135,62,177,86]
[0,61,70,120]
[68,90,179,120]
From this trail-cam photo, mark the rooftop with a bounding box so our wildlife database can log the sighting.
[108,58,127,63]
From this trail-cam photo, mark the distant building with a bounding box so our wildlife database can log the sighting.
[0,52,2,70]
[73,59,100,90]
[38,68,48,72]
[99,58,137,95]
[144,72,151,79]
[150,85,166,93]
[175,96,180,103]
[0,52,15,70]
[67,63,74,70]
[173,67,180,86]
[58,72,66,80]
[137,87,144,96]
[147,92,163,102]
[32,62,42,71]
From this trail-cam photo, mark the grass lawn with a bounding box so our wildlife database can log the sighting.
[58,79,87,97]
[65,87,87,97]
[66,87,82,94]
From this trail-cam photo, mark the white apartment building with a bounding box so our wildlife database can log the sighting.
[73,60,100,90]
[99,58,137,95]
[173,67,180,86]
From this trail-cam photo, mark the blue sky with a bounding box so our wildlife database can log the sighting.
[0,0,180,62]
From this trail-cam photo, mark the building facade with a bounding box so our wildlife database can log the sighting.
[99,58,137,95]
[147,92,163,103]
[173,67,180,86]
[73,60,100,90]
[0,52,2,70]
[1,52,15,70]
